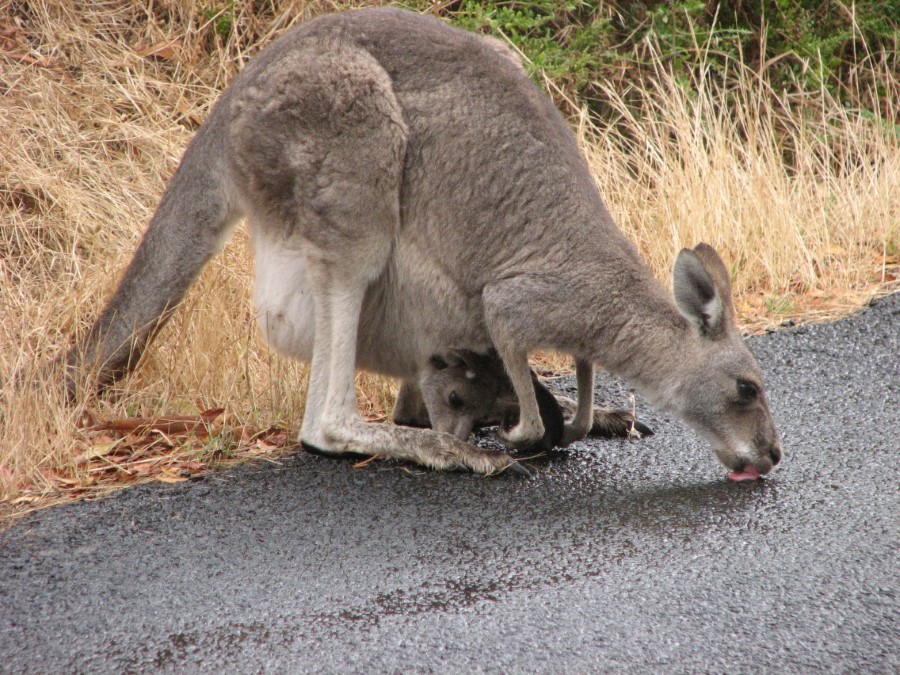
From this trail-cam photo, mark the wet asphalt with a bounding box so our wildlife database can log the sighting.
[1,293,898,673]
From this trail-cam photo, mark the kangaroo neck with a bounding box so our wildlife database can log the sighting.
[588,275,692,407]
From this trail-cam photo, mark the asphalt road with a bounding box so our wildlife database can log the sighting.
[1,294,897,673]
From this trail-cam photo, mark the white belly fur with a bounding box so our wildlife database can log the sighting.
[252,232,316,362]
[251,229,492,378]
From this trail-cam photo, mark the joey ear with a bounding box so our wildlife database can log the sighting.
[672,246,730,337]
[447,349,487,372]
[429,355,449,370]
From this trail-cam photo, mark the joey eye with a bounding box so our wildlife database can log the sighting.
[448,391,465,411]
[737,379,759,401]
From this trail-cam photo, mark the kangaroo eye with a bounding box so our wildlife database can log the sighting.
[448,391,465,410]
[737,379,759,401]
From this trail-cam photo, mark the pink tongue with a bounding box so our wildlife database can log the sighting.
[727,464,762,482]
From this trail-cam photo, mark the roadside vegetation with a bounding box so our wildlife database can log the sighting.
[1,0,897,517]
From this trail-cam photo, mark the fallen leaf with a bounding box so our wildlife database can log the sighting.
[261,430,290,447]
[93,408,224,435]
[235,426,256,443]
[254,438,279,452]
[156,468,189,483]
[74,437,125,465]
[200,407,226,423]
[4,52,52,67]
[136,40,181,61]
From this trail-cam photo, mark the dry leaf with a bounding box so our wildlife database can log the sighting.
[4,52,52,67]
[136,40,180,61]
[254,438,278,451]
[93,407,225,435]
[156,468,189,483]
[235,425,256,443]
[74,437,125,465]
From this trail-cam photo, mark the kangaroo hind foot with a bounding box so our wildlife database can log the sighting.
[309,420,530,476]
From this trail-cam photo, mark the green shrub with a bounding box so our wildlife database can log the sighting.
[403,1,897,123]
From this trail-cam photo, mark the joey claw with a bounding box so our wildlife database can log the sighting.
[451,462,471,473]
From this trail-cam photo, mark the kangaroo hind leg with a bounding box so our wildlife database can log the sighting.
[303,254,529,477]
[304,262,528,476]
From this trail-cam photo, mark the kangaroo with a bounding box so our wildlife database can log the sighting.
[65,8,782,479]
[399,349,652,445]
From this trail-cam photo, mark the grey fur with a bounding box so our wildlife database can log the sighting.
[66,8,781,477]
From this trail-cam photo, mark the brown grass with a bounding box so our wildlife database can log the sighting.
[1,1,897,520]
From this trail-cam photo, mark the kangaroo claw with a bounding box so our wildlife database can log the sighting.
[504,461,533,478]
[633,420,654,436]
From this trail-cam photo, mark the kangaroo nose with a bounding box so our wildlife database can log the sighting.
[770,445,782,466]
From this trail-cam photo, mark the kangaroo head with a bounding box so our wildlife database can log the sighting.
[420,350,513,440]
[670,244,783,479]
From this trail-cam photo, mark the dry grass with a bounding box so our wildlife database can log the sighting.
[1,1,897,519]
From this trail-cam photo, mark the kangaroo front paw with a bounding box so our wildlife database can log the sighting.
[591,409,654,438]
[499,411,550,452]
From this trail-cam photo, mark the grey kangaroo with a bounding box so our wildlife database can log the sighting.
[65,8,782,479]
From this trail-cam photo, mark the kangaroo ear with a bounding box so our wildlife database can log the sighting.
[672,244,734,337]
[692,243,735,316]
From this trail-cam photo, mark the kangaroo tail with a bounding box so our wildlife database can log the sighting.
[66,95,241,397]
